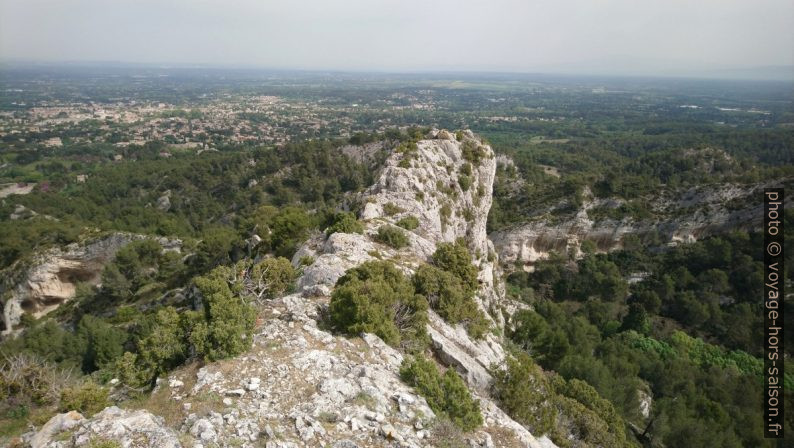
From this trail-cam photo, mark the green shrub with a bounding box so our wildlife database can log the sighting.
[249,257,297,300]
[111,352,150,389]
[191,266,257,361]
[383,202,404,216]
[400,355,482,431]
[461,141,487,165]
[270,206,315,258]
[412,265,488,339]
[299,255,315,266]
[329,261,428,350]
[459,163,472,176]
[491,353,556,436]
[431,241,478,294]
[19,313,36,328]
[396,215,420,230]
[458,175,472,192]
[556,378,628,444]
[326,211,364,236]
[130,307,190,386]
[59,382,109,416]
[374,225,410,249]
[10,320,85,371]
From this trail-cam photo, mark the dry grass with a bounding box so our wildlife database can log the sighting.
[426,419,468,448]
[486,425,526,448]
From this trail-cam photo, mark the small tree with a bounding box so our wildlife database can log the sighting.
[413,264,488,338]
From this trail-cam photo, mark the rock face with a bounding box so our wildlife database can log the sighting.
[1,233,181,334]
[296,129,505,321]
[491,179,793,271]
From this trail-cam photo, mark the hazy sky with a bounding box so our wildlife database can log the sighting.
[1,0,792,75]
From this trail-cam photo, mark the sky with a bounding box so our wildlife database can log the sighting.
[1,0,793,76]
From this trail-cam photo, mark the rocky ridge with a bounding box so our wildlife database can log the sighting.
[27,130,552,447]
[490,179,793,271]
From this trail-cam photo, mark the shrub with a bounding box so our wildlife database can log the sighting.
[427,419,467,448]
[396,215,420,230]
[59,381,109,416]
[400,355,482,431]
[557,378,627,444]
[12,320,84,370]
[19,313,36,328]
[412,265,488,339]
[299,255,315,266]
[431,241,478,294]
[457,175,472,192]
[191,266,257,361]
[111,352,150,389]
[326,211,364,236]
[461,141,487,165]
[329,261,428,350]
[136,307,189,381]
[440,203,452,228]
[0,353,72,407]
[383,202,404,216]
[248,257,297,300]
[374,225,410,249]
[491,353,556,436]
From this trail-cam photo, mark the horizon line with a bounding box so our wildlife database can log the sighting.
[1,58,793,83]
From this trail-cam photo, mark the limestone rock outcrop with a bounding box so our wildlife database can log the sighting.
[1,233,181,334]
[491,179,793,271]
[28,407,181,448]
[296,129,505,321]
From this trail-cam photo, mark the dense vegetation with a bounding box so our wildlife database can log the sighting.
[505,221,794,447]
